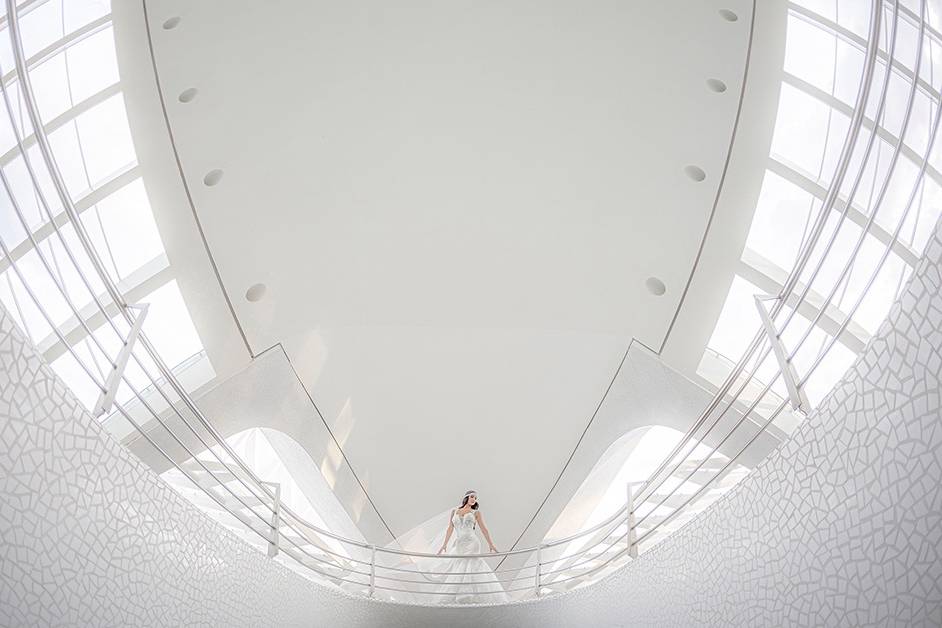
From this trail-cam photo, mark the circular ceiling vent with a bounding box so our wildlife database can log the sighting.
[684,165,707,182]
[178,88,199,103]
[245,283,267,302]
[203,169,224,186]
[706,78,728,93]
[645,277,667,296]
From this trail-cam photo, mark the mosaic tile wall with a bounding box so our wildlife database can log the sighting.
[1,226,941,627]
[376,211,942,626]
[0,308,332,627]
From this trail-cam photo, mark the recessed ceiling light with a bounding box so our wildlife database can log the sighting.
[718,9,738,22]
[645,277,667,296]
[162,16,181,30]
[202,169,224,186]
[706,78,728,93]
[178,88,198,103]
[684,165,707,182]
[245,283,267,302]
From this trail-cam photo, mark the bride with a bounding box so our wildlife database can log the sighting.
[434,490,510,604]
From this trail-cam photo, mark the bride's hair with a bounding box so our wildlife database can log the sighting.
[460,490,479,510]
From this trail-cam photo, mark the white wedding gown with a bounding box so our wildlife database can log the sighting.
[437,510,510,604]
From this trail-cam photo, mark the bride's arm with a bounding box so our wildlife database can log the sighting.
[475,511,498,552]
[438,511,455,554]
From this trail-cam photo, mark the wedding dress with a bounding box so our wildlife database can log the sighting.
[436,510,510,604]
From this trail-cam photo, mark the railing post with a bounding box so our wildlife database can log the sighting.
[754,294,810,413]
[369,545,376,597]
[94,303,149,416]
[265,481,281,558]
[627,484,638,559]
[534,544,543,597]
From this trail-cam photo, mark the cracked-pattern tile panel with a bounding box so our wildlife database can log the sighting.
[0,309,340,627]
[350,208,942,628]
[2,228,942,627]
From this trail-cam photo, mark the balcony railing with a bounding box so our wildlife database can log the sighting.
[0,0,937,605]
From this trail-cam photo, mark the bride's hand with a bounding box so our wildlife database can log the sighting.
[488,545,498,553]
[437,546,446,555]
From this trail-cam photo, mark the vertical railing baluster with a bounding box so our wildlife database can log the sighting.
[535,544,543,597]
[369,545,376,597]
[264,481,281,558]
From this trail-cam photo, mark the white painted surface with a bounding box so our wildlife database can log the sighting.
[126,0,759,545]
[2,211,940,628]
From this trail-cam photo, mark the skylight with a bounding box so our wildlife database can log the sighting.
[700,1,942,419]
[0,0,210,416]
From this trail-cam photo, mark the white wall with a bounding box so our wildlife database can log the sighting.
[0,308,330,627]
[1,227,940,627]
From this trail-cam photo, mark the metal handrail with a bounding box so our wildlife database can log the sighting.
[0,0,937,606]
[634,0,893,517]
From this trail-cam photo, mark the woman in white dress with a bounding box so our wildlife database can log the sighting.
[435,490,510,604]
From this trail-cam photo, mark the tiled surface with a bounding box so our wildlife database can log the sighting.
[2,225,941,626]
[0,309,328,627]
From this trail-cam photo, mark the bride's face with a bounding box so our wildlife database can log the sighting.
[467,494,477,506]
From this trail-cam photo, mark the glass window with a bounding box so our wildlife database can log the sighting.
[909,177,942,253]
[0,265,52,341]
[50,339,106,411]
[18,1,65,59]
[706,275,765,362]
[29,52,71,122]
[902,88,934,157]
[745,170,821,272]
[785,15,837,94]
[791,0,837,23]
[87,178,165,280]
[64,25,119,104]
[139,280,204,370]
[782,318,857,407]
[48,119,89,195]
[0,80,29,155]
[73,93,135,187]
[837,0,873,39]
[891,12,922,75]
[62,0,111,34]
[772,83,847,178]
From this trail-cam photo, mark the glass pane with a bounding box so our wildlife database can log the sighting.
[902,88,934,157]
[834,37,866,106]
[873,152,921,234]
[791,0,836,22]
[0,80,33,155]
[0,173,28,246]
[745,170,821,272]
[50,340,104,411]
[48,119,88,196]
[62,0,110,34]
[139,280,205,369]
[853,252,911,334]
[772,83,843,178]
[2,151,58,234]
[90,178,165,279]
[784,319,857,408]
[706,275,765,362]
[73,93,135,186]
[837,0,872,39]
[29,52,71,122]
[910,177,942,253]
[65,26,119,104]
[785,14,837,94]
[19,0,64,59]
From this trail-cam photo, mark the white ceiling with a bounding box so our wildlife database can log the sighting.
[125,0,760,544]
